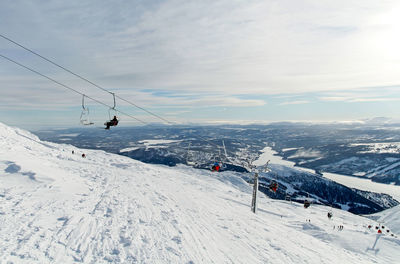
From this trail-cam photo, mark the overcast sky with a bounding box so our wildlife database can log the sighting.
[1,0,400,129]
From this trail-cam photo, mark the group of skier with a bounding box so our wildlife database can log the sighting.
[367,224,396,236]
[333,225,344,231]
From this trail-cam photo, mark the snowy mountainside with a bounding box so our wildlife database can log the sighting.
[1,122,400,264]
[35,126,399,214]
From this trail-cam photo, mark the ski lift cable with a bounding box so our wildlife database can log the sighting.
[0,33,174,125]
[0,34,237,156]
[1,52,229,158]
[0,53,147,125]
[2,52,230,165]
[0,34,247,164]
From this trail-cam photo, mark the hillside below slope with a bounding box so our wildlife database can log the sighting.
[0,123,399,263]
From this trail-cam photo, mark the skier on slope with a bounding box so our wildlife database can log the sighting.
[327,212,333,219]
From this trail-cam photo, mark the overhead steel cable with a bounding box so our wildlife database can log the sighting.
[0,33,174,125]
[0,50,222,146]
[0,54,147,125]
[0,34,228,158]
[2,52,233,165]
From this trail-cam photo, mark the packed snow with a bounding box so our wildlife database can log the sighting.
[1,123,399,263]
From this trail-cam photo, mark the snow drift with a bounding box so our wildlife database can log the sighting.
[0,122,399,263]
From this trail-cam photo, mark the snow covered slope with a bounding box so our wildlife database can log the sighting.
[1,122,399,263]
[367,205,400,234]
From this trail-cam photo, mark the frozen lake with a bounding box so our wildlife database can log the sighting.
[255,147,400,202]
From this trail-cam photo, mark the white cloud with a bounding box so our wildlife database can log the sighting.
[350,98,400,103]
[1,0,400,122]
[318,87,400,103]
[280,100,309,106]
[118,90,266,108]
[176,96,266,108]
[319,96,349,102]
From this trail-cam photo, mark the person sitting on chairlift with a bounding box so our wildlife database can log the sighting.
[212,162,220,172]
[269,181,278,192]
[105,116,119,129]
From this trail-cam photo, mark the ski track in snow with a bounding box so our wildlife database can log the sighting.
[0,123,400,263]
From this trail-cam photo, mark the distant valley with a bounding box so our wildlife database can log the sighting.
[35,122,400,214]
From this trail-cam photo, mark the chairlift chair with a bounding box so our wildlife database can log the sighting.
[266,161,277,192]
[219,162,227,170]
[104,93,119,129]
[108,93,117,119]
[210,150,222,171]
[211,161,224,172]
[212,140,230,171]
[219,153,227,170]
[210,141,223,171]
[80,95,94,126]
[211,161,221,172]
